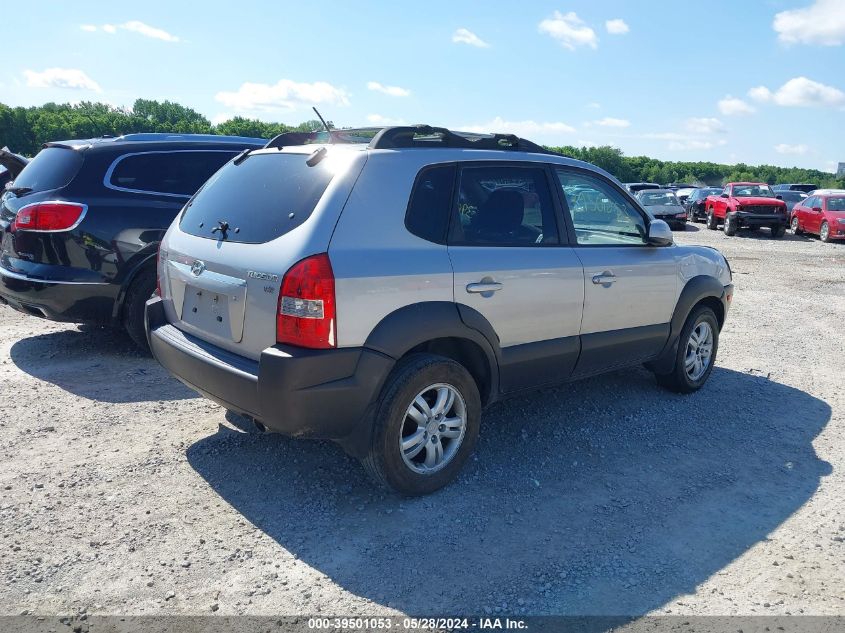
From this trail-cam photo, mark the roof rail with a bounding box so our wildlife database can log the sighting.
[367,125,560,155]
[115,133,266,144]
[263,127,381,150]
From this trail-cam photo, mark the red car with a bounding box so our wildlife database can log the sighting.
[705,182,789,237]
[791,193,845,242]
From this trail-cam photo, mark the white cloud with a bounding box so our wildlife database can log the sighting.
[366,81,411,97]
[80,21,178,41]
[590,117,630,128]
[749,76,845,107]
[586,102,601,109]
[605,19,630,35]
[215,79,350,113]
[459,116,576,142]
[668,139,728,151]
[23,68,101,92]
[775,143,809,155]
[773,0,845,46]
[366,114,407,126]
[718,95,756,115]
[539,11,598,50]
[211,113,233,126]
[452,28,490,48]
[684,117,726,134]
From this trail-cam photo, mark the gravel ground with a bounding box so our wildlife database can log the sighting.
[1,223,844,619]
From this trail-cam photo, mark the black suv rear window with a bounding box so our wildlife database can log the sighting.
[12,147,83,192]
[179,152,334,244]
[108,150,237,196]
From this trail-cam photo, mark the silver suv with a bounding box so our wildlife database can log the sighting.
[146,126,734,495]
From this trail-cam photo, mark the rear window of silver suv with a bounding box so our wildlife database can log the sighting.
[179,152,334,244]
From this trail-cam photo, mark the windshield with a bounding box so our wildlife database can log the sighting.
[639,192,679,206]
[179,152,336,244]
[733,184,776,198]
[828,197,845,211]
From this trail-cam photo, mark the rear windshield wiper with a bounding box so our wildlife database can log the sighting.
[5,186,32,196]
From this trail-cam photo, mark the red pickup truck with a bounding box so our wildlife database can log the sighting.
[705,182,789,237]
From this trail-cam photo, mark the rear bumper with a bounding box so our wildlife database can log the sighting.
[0,265,115,322]
[145,296,394,449]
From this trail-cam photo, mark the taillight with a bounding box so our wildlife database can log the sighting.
[11,201,86,232]
[276,253,336,349]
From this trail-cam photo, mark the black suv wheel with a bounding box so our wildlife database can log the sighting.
[123,269,157,350]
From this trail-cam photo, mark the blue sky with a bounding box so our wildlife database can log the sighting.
[3,0,844,171]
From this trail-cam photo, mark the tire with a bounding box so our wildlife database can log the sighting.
[361,353,481,495]
[706,209,718,230]
[654,305,719,394]
[724,214,738,236]
[791,216,802,234]
[122,268,157,351]
[820,221,831,243]
[770,224,786,238]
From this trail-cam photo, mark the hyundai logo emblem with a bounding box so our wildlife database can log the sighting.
[191,260,206,276]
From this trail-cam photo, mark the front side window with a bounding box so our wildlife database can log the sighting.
[557,170,647,246]
[405,164,456,243]
[108,150,237,196]
[450,165,559,246]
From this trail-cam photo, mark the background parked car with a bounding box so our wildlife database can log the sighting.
[0,147,28,191]
[778,190,808,216]
[773,183,818,194]
[705,182,788,237]
[685,187,723,222]
[790,193,845,242]
[673,186,698,205]
[0,133,265,348]
[635,189,688,229]
[625,182,661,194]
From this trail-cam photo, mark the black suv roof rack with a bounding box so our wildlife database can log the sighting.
[368,125,560,155]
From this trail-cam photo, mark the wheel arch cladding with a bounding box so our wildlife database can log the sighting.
[363,301,500,406]
[647,275,726,374]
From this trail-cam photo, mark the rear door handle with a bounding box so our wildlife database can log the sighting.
[466,281,503,294]
[591,271,617,285]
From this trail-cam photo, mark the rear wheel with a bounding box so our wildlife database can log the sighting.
[820,221,831,243]
[654,305,719,394]
[791,216,802,234]
[724,214,738,236]
[706,209,718,230]
[361,353,481,495]
[122,268,156,351]
[770,224,786,238]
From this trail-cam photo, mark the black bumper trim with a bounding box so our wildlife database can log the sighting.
[146,296,395,445]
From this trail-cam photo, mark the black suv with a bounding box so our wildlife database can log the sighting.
[0,133,265,347]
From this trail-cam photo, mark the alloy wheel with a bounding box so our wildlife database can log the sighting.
[684,321,714,381]
[399,383,467,474]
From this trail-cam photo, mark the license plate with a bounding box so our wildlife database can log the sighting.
[181,286,231,338]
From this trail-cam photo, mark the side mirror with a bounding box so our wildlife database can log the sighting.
[720,193,729,198]
[647,219,674,246]
[813,206,823,212]
[776,195,783,200]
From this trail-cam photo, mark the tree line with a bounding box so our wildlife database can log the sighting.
[2,100,842,188]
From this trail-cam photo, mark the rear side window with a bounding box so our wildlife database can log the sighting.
[179,152,334,244]
[405,164,456,243]
[450,165,559,246]
[12,147,83,192]
[107,150,236,197]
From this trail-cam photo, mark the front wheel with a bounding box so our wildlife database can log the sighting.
[654,305,719,393]
[770,224,786,238]
[706,209,718,230]
[791,216,802,234]
[724,214,738,236]
[361,353,481,495]
[820,221,831,243]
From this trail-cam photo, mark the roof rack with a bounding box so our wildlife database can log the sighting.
[368,125,560,155]
[115,133,267,144]
[263,128,381,150]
